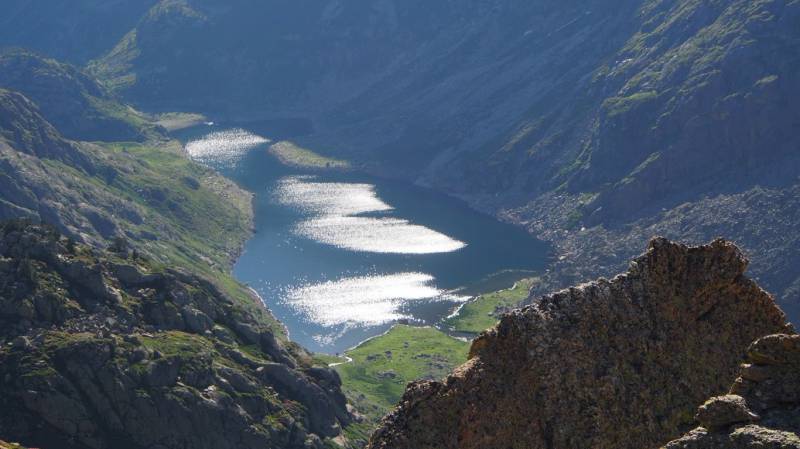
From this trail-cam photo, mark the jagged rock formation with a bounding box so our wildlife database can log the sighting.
[664,333,800,448]
[0,221,351,449]
[368,238,791,449]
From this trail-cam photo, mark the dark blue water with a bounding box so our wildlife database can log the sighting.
[175,123,550,353]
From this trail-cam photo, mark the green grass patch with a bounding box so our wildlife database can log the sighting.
[334,325,469,423]
[269,141,350,170]
[443,278,537,334]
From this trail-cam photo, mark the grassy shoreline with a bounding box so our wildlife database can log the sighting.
[444,277,538,334]
[330,275,538,447]
[334,325,469,421]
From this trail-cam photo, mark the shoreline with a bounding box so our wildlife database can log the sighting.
[174,120,549,357]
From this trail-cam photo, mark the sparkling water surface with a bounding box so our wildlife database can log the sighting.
[180,124,549,352]
[185,128,269,165]
[276,176,467,254]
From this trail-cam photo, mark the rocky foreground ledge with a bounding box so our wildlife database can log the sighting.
[368,237,793,449]
[0,221,351,449]
[665,333,800,448]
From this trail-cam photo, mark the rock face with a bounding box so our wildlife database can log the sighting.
[0,221,350,449]
[665,334,800,448]
[368,238,791,449]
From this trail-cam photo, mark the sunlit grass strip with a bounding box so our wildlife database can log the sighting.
[443,277,538,334]
[334,325,469,422]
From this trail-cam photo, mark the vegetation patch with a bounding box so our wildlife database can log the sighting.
[443,278,537,334]
[334,325,469,424]
[32,139,282,335]
[602,91,659,118]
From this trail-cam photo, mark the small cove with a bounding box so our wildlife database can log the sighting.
[175,121,551,353]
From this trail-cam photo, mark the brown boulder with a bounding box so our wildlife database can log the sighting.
[664,334,800,448]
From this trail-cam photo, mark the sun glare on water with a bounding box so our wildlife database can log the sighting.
[185,128,269,165]
[286,272,468,328]
[275,176,467,254]
[186,130,471,344]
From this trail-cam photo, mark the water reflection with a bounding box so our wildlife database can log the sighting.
[177,125,549,352]
[276,176,467,254]
[185,128,269,165]
[286,272,468,328]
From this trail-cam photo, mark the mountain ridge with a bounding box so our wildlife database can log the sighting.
[0,49,157,142]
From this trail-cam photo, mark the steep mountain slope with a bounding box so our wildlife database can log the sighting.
[0,88,251,274]
[88,0,472,113]
[0,49,155,141]
[665,334,800,448]
[0,49,357,449]
[368,238,791,449]
[0,0,159,64]
[88,0,800,320]
[0,221,350,449]
[0,89,87,165]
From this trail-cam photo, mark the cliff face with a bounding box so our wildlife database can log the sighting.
[665,333,800,448]
[0,221,351,449]
[368,238,791,449]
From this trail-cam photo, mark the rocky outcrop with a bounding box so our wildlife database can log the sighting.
[0,221,351,449]
[368,238,791,449]
[664,334,800,448]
